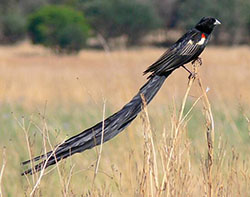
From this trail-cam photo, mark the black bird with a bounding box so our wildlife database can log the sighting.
[22,17,220,175]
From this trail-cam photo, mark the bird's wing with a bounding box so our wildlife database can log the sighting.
[144,30,204,77]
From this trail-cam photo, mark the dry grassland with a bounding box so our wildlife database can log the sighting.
[0,42,249,196]
[0,42,249,107]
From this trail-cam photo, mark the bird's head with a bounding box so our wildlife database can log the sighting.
[195,17,221,34]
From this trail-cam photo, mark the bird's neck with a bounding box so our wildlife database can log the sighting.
[195,26,213,35]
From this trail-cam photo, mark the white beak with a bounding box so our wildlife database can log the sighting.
[214,19,221,25]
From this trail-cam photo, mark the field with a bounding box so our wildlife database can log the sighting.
[0,42,249,196]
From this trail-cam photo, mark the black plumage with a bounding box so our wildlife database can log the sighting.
[21,74,171,175]
[22,17,220,175]
[144,17,220,78]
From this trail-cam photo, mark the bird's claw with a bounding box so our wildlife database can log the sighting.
[188,72,197,80]
[192,57,202,66]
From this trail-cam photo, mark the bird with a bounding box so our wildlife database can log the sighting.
[21,17,221,175]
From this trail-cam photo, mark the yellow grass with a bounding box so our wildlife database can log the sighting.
[0,42,249,196]
[0,42,249,107]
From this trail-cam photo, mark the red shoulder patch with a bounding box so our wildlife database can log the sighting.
[202,33,206,39]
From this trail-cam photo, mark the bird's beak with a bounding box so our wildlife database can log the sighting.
[214,19,221,25]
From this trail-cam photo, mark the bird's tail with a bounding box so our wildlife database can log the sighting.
[21,72,172,175]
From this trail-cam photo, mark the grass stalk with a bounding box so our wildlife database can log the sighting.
[92,100,106,188]
[197,75,215,197]
[0,147,6,197]
[159,64,198,195]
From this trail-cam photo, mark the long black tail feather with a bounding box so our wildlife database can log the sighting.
[21,72,172,175]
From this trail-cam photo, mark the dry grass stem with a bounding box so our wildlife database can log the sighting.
[197,73,215,197]
[159,64,198,195]
[0,147,6,197]
[140,94,159,196]
[29,139,66,197]
[92,100,106,187]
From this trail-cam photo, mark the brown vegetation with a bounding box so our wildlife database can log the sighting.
[0,42,249,107]
[0,42,249,196]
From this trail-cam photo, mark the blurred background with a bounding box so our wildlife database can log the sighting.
[0,0,249,196]
[0,0,249,51]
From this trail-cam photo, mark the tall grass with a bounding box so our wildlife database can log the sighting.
[0,43,249,196]
[9,64,248,196]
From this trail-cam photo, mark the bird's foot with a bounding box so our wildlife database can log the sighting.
[182,65,197,79]
[192,57,202,66]
[188,72,197,80]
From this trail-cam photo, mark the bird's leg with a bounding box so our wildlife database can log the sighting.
[192,57,202,66]
[182,65,196,79]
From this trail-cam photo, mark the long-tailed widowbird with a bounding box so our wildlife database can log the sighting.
[22,17,220,175]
